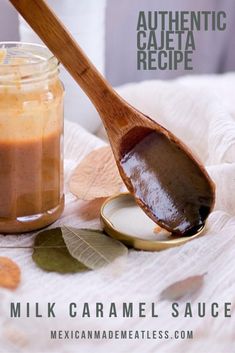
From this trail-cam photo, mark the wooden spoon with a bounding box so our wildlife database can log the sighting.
[10,0,215,235]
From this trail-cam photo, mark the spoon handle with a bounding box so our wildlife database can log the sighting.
[10,0,123,120]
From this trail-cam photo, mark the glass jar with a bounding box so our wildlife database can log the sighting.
[0,42,64,233]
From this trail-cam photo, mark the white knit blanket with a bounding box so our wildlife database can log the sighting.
[0,73,235,353]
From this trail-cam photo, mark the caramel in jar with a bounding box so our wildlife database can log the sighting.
[0,42,64,233]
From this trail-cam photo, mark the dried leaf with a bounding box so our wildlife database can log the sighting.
[0,257,21,290]
[69,146,123,200]
[32,228,88,273]
[159,274,206,301]
[79,198,107,221]
[62,226,128,270]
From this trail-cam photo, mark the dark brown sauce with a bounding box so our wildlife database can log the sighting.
[120,130,214,236]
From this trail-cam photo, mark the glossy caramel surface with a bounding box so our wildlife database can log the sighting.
[121,131,214,235]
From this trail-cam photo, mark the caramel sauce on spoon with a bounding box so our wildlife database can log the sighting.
[120,129,215,236]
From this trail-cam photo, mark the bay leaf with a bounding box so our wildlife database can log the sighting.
[69,146,123,200]
[0,257,21,290]
[62,226,128,270]
[159,274,206,301]
[32,228,88,273]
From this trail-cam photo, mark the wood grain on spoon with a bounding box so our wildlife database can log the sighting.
[10,0,215,235]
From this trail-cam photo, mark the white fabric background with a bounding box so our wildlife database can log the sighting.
[0,73,235,353]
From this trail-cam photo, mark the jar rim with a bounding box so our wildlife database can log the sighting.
[0,41,58,68]
[0,42,59,84]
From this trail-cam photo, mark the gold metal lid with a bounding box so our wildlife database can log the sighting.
[100,192,205,251]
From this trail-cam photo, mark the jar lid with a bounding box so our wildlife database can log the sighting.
[100,192,205,251]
